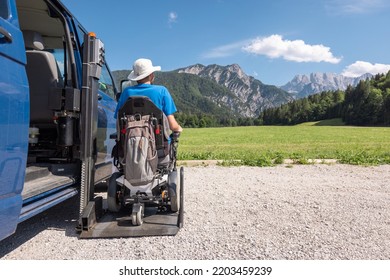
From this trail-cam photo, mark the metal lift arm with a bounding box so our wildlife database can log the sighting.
[78,33,104,231]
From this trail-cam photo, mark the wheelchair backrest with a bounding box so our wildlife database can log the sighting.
[117,96,170,151]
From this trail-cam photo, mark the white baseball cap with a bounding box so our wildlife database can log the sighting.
[127,58,161,81]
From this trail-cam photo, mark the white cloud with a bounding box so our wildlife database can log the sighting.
[325,0,390,15]
[242,34,341,64]
[168,12,178,23]
[342,61,390,77]
[201,40,250,59]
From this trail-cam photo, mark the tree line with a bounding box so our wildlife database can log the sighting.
[175,112,262,128]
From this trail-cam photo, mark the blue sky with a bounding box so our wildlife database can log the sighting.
[62,0,390,86]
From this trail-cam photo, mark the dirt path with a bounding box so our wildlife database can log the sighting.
[1,164,389,260]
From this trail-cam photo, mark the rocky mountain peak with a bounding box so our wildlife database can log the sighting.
[180,63,205,75]
[281,72,373,98]
[177,63,293,117]
[226,64,246,78]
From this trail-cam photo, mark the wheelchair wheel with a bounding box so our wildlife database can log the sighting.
[168,170,180,212]
[132,204,144,226]
[107,172,122,212]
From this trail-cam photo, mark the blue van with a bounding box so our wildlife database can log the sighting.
[0,0,117,241]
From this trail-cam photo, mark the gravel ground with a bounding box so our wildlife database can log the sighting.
[1,164,390,260]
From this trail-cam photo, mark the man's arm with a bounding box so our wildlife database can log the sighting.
[167,115,183,132]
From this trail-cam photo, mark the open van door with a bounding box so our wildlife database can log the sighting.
[1,0,119,242]
[0,0,29,241]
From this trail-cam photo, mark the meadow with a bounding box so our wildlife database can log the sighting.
[177,120,390,166]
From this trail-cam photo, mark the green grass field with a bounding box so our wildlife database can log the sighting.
[177,120,390,166]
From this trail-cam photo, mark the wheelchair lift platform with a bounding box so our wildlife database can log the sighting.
[78,162,184,239]
[78,168,184,239]
[79,206,183,239]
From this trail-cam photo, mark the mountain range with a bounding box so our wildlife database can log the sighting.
[112,64,373,118]
[281,72,373,99]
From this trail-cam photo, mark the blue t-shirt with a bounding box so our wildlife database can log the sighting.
[115,84,177,118]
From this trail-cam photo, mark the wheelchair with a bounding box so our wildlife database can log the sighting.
[107,96,182,226]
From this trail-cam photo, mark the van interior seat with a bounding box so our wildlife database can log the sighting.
[23,30,61,125]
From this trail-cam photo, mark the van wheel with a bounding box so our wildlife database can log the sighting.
[107,172,122,212]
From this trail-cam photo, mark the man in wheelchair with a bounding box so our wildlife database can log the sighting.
[115,58,182,134]
[108,58,183,226]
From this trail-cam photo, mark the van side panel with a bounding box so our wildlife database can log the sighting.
[0,0,29,240]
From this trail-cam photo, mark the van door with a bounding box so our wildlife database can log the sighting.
[0,0,29,241]
[95,63,117,182]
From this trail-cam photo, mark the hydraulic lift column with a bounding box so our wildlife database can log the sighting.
[78,33,104,231]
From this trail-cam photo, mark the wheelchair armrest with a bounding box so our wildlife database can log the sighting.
[170,132,181,142]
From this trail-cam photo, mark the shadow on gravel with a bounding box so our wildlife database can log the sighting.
[0,181,110,258]
[0,194,81,258]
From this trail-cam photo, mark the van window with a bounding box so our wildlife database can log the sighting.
[51,49,65,80]
[75,23,86,47]
[71,20,116,99]
[0,0,9,19]
[99,64,116,99]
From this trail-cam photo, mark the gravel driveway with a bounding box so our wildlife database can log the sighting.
[1,164,389,260]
